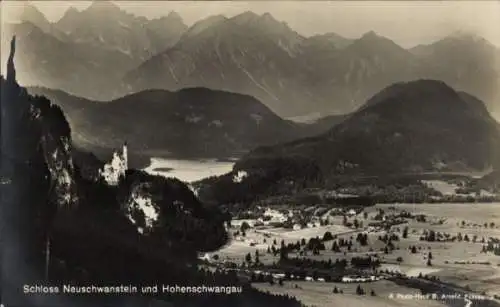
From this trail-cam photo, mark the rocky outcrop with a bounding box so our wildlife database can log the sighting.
[1,35,79,305]
[119,169,229,251]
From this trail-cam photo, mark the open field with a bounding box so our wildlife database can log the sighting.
[373,203,500,226]
[210,223,357,263]
[253,279,447,307]
[208,202,500,306]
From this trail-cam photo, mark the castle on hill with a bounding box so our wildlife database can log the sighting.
[100,142,128,186]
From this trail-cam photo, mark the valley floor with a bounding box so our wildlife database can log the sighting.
[204,202,500,307]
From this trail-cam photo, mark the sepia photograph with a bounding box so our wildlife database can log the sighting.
[1,1,500,306]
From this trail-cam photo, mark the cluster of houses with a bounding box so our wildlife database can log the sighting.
[246,268,383,284]
[341,275,382,283]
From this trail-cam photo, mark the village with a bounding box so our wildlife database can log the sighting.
[199,200,500,307]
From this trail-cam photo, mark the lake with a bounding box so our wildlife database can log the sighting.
[142,157,235,182]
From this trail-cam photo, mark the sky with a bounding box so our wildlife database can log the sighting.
[1,1,499,48]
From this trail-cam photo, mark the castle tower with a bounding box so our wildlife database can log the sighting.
[123,141,128,170]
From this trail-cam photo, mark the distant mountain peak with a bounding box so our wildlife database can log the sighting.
[353,31,395,46]
[446,30,489,45]
[19,3,51,31]
[149,11,186,28]
[20,3,48,21]
[361,30,379,38]
[231,11,260,24]
[166,11,183,21]
[258,12,287,28]
[181,14,227,39]
[260,12,275,21]
[450,29,480,38]
[87,0,121,12]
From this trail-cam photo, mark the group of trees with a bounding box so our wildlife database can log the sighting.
[331,238,353,253]
[378,233,400,243]
[355,285,376,296]
[351,256,381,269]
[418,229,485,244]
[280,257,349,271]
[483,238,500,255]
[356,233,369,246]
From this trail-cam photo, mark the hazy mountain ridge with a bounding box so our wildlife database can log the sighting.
[1,2,188,100]
[123,11,313,115]
[125,13,500,117]
[55,1,187,60]
[5,6,500,118]
[28,86,327,159]
[237,80,500,176]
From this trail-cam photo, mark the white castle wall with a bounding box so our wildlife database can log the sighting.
[100,143,128,186]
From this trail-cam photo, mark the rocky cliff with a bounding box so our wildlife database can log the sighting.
[1,36,79,305]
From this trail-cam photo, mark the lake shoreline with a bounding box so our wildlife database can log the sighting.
[142,157,236,183]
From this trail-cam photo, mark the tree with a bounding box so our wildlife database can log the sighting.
[403,226,409,239]
[356,233,368,246]
[245,252,252,263]
[331,241,340,253]
[323,231,334,241]
[240,221,251,232]
[428,230,436,242]
[279,248,287,261]
[356,285,365,295]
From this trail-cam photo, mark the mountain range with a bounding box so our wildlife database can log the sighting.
[1,1,187,101]
[236,79,500,176]
[3,3,499,118]
[28,86,335,159]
